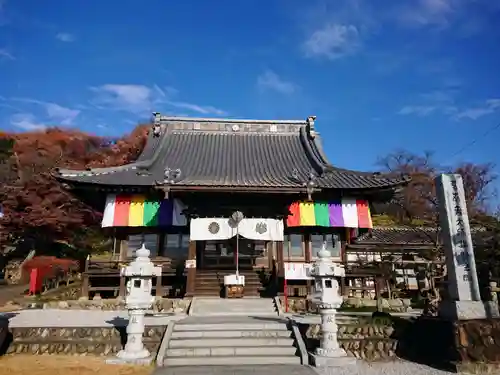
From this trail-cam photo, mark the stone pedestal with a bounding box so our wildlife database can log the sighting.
[439,300,500,320]
[106,309,152,365]
[311,306,356,367]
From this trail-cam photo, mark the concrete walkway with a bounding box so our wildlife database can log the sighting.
[0,309,186,327]
[189,297,277,317]
[153,362,457,375]
[153,364,317,375]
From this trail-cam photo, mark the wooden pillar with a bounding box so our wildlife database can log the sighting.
[81,256,90,299]
[118,230,128,262]
[267,242,274,270]
[155,273,163,298]
[341,228,350,296]
[304,234,312,295]
[276,241,284,275]
[185,241,197,296]
[304,234,312,263]
[276,241,284,294]
[119,274,126,298]
[112,234,120,260]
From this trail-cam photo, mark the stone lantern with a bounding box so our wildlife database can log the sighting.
[309,245,355,367]
[107,244,162,365]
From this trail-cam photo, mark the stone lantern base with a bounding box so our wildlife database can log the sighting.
[106,355,153,366]
[310,350,357,367]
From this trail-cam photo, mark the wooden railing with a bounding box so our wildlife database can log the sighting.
[81,256,186,299]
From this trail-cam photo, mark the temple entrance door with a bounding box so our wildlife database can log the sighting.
[202,237,257,270]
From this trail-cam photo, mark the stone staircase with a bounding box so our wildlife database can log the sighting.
[194,269,263,297]
[189,296,278,316]
[160,316,301,366]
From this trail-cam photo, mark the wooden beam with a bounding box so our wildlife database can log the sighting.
[346,244,436,252]
[185,241,197,296]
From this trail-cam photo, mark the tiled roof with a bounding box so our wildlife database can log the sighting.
[353,226,490,246]
[56,115,409,191]
[354,227,438,245]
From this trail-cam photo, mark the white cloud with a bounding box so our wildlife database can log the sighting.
[11,98,80,125]
[454,99,500,120]
[398,105,437,116]
[303,23,359,60]
[90,84,153,113]
[257,70,297,95]
[10,113,46,131]
[399,95,500,120]
[44,103,80,125]
[419,90,455,103]
[56,32,75,42]
[395,0,462,28]
[454,108,494,120]
[90,83,227,116]
[0,48,14,60]
[486,99,500,109]
[164,101,226,115]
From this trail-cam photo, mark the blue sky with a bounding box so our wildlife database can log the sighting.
[1,0,500,200]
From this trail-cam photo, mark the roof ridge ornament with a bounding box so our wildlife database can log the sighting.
[306,115,317,139]
[152,112,162,137]
[306,171,318,201]
[164,167,182,184]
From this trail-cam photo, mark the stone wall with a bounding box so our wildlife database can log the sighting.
[456,319,500,363]
[5,325,166,356]
[282,296,412,314]
[299,317,398,361]
[300,315,500,366]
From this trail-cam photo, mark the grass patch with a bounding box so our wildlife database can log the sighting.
[0,355,153,375]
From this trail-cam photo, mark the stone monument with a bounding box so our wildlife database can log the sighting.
[107,244,162,365]
[435,174,499,320]
[309,245,355,367]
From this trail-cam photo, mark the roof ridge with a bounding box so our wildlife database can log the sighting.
[154,115,307,125]
[371,226,437,231]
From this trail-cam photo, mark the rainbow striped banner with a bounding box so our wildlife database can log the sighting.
[287,199,372,228]
[101,194,187,227]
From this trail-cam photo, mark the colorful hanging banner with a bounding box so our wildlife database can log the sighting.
[287,199,372,228]
[101,194,187,227]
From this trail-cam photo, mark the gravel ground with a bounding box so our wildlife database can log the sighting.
[0,309,186,327]
[313,360,456,375]
[153,362,458,375]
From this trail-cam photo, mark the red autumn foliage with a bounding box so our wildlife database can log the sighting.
[22,256,79,285]
[0,125,149,250]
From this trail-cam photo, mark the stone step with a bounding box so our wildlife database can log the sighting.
[195,278,262,283]
[169,337,294,348]
[195,282,262,288]
[194,279,262,283]
[166,345,297,357]
[193,291,262,297]
[194,287,262,293]
[163,355,301,366]
[188,297,277,316]
[195,276,261,280]
[194,293,262,298]
[171,329,292,339]
[174,323,288,331]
